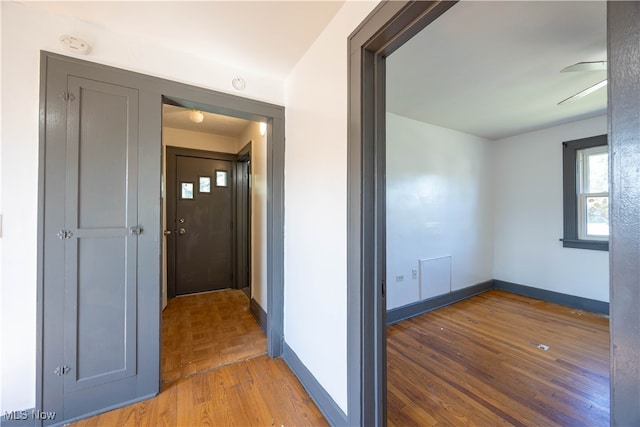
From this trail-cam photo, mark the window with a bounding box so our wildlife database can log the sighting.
[216,170,228,187]
[180,182,194,199]
[199,176,211,193]
[562,134,608,251]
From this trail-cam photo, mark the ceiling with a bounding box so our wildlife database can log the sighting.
[386,1,607,140]
[163,105,253,137]
[21,1,606,140]
[19,1,345,80]
[21,1,345,134]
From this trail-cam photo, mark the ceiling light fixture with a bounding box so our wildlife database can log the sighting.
[189,110,204,123]
[259,122,267,136]
[557,80,608,106]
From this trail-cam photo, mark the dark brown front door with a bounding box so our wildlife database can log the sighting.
[173,154,233,295]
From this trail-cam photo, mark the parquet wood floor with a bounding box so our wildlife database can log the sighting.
[387,289,610,426]
[162,289,267,383]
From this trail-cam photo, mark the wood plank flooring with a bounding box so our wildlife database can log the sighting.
[72,354,327,427]
[72,289,327,426]
[387,290,610,426]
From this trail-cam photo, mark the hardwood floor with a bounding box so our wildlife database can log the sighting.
[162,289,267,382]
[72,355,327,427]
[72,289,327,426]
[70,288,610,426]
[387,290,610,426]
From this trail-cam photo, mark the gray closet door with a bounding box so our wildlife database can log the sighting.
[42,72,142,423]
[58,76,140,421]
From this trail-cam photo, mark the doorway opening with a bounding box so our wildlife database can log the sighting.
[160,104,268,383]
[384,3,609,423]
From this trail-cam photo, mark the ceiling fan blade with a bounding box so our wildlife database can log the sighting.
[561,61,607,73]
[557,79,608,105]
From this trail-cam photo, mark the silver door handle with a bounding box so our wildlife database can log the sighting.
[178,228,186,235]
[163,230,171,236]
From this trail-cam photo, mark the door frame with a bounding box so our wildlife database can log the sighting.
[165,147,238,298]
[236,142,252,294]
[37,51,285,425]
[347,1,640,425]
[346,3,455,424]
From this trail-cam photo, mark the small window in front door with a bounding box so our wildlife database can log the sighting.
[180,182,194,199]
[199,176,211,193]
[216,170,228,187]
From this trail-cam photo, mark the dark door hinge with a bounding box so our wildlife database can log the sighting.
[381,279,385,297]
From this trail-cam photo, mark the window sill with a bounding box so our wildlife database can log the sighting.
[561,239,609,251]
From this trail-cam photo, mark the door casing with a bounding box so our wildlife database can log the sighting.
[37,51,285,425]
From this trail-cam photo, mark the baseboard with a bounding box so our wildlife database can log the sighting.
[1,408,37,427]
[282,343,348,426]
[250,298,267,334]
[493,280,609,315]
[387,280,494,325]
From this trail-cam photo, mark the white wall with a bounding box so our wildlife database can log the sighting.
[492,115,609,302]
[386,113,494,309]
[284,1,379,414]
[238,122,268,311]
[0,1,284,412]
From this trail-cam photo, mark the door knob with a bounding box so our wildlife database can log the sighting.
[163,230,171,236]
[178,228,186,235]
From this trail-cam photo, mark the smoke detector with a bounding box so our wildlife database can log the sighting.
[232,77,246,91]
[59,35,92,55]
